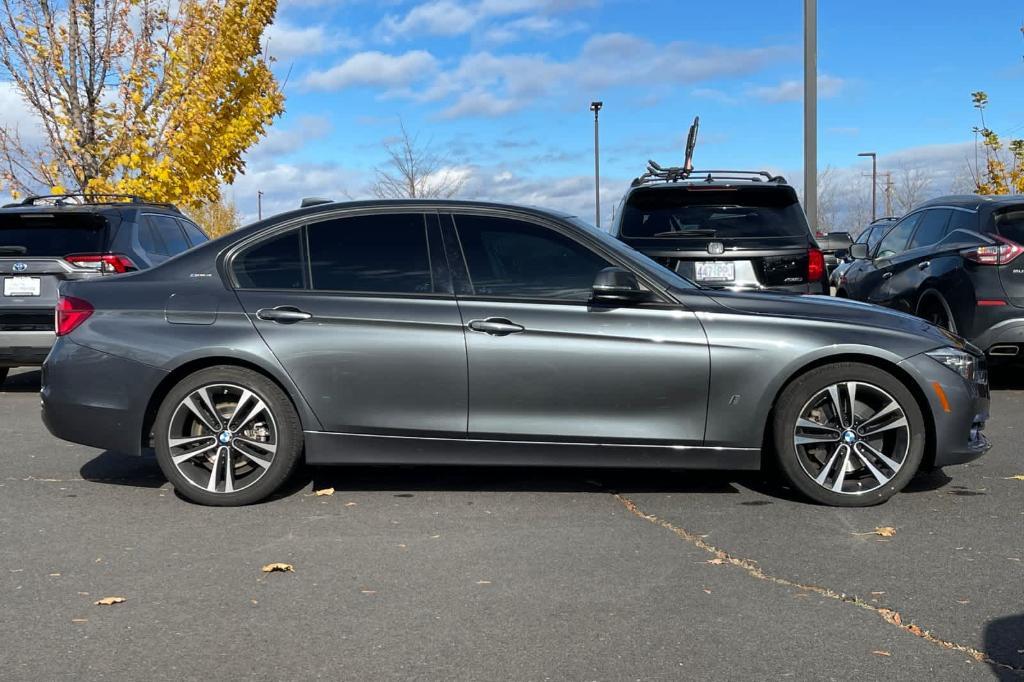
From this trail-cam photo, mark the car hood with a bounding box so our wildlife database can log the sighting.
[701,289,966,350]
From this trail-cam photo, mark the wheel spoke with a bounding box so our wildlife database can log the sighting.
[858,399,901,431]
[860,415,909,438]
[195,387,223,430]
[206,447,224,492]
[795,432,841,446]
[232,443,272,469]
[814,444,846,485]
[223,448,234,493]
[845,382,858,427]
[171,441,219,465]
[234,437,277,455]
[826,385,847,428]
[856,440,902,472]
[169,435,216,449]
[853,447,890,486]
[831,446,852,492]
[230,391,267,432]
[182,395,219,432]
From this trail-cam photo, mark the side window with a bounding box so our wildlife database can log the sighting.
[454,215,613,301]
[875,213,922,259]
[180,220,209,246]
[307,213,433,294]
[150,214,192,256]
[138,219,166,256]
[907,209,952,250]
[866,226,887,253]
[234,229,304,290]
[946,209,978,236]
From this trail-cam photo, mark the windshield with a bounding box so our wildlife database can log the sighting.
[0,213,107,256]
[566,217,697,289]
[620,186,810,239]
[993,206,1024,244]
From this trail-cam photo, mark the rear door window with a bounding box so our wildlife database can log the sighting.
[993,207,1024,244]
[180,220,209,246]
[149,214,192,256]
[620,186,811,239]
[907,209,952,250]
[0,213,107,256]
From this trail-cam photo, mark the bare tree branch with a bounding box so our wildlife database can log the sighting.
[371,121,467,200]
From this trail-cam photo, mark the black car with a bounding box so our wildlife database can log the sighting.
[837,195,1024,357]
[816,230,853,277]
[610,164,827,294]
[41,199,989,507]
[0,194,207,384]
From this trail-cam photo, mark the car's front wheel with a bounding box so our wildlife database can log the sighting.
[772,362,926,507]
[153,366,304,506]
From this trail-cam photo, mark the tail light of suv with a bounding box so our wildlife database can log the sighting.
[65,253,137,273]
[807,248,825,282]
[961,235,1024,265]
[55,295,94,336]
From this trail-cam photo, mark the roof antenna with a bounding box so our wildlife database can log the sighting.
[683,116,699,175]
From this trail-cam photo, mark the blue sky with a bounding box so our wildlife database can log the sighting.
[234,0,1024,226]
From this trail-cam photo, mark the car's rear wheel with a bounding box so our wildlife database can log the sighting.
[153,366,303,506]
[772,362,926,506]
[917,294,957,333]
[0,368,8,386]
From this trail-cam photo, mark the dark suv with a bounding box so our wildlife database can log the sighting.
[0,194,207,384]
[610,165,826,294]
[837,195,1024,358]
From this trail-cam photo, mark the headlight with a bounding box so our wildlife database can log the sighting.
[926,347,985,384]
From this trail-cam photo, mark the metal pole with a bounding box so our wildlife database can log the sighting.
[257,190,263,220]
[803,0,817,233]
[590,101,603,228]
[858,152,877,221]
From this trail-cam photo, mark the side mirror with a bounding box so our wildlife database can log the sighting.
[849,243,869,260]
[592,267,647,304]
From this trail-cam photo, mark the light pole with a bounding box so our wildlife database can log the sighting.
[803,0,817,233]
[257,190,263,220]
[590,101,603,228]
[858,152,877,221]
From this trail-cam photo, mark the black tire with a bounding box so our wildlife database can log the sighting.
[772,362,926,507]
[153,366,303,506]
[917,294,957,334]
[0,367,8,386]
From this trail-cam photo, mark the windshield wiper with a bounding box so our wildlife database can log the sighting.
[0,245,27,255]
[651,229,717,238]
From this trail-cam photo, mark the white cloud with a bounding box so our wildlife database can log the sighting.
[481,14,586,44]
[379,0,596,40]
[245,115,333,161]
[747,74,846,103]
[265,20,359,58]
[303,50,439,91]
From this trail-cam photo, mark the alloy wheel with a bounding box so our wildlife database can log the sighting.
[792,381,911,495]
[166,383,278,494]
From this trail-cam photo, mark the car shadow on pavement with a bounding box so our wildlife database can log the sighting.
[80,450,166,488]
[0,368,41,393]
[989,362,1024,391]
[983,612,1024,680]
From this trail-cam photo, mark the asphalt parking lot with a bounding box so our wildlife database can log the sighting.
[1,366,1022,681]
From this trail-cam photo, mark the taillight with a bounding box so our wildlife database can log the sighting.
[807,248,825,282]
[55,296,93,336]
[65,253,137,273]
[961,235,1024,265]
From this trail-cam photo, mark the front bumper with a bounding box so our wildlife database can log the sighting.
[899,352,991,467]
[41,338,168,455]
[0,330,54,367]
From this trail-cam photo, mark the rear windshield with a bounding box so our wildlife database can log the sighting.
[620,186,811,239]
[993,206,1024,244]
[0,213,107,257]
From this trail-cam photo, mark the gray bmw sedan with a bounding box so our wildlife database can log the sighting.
[41,200,990,506]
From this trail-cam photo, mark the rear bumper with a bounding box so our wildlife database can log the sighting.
[899,353,991,467]
[41,338,167,455]
[970,314,1024,353]
[0,330,54,366]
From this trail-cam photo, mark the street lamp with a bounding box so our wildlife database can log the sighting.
[590,101,603,228]
[257,190,264,221]
[803,0,817,233]
[858,152,877,221]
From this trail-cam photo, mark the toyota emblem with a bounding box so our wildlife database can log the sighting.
[707,242,725,256]
[12,261,27,272]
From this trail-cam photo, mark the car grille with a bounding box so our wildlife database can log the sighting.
[0,308,53,331]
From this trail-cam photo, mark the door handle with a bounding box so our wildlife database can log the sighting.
[918,261,931,270]
[882,272,893,280]
[467,317,525,336]
[256,306,312,324]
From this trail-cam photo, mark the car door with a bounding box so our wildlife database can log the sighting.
[858,212,923,306]
[879,209,952,313]
[230,211,468,437]
[443,211,709,445]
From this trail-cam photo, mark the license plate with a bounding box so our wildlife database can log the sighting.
[3,276,41,296]
[695,261,735,282]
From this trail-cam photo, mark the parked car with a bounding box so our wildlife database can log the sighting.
[836,195,1024,358]
[831,217,899,293]
[0,194,207,385]
[816,230,853,278]
[610,164,827,294]
[42,199,989,507]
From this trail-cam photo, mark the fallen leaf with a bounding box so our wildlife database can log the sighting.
[879,608,902,625]
[397,544,407,549]
[706,558,725,565]
[430,534,441,539]
[871,591,886,596]
[314,488,335,497]
[360,589,377,595]
[956,599,970,604]
[344,502,357,507]
[907,624,924,636]
[261,562,294,573]
[853,526,897,538]
[94,596,125,606]
[71,618,88,624]
[703,589,712,594]
[476,580,492,585]
[1005,474,1024,481]
[48,572,61,577]
[251,600,258,605]
[872,651,891,657]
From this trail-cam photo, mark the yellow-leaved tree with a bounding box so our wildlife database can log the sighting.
[0,0,283,207]
[186,195,241,238]
[971,91,1024,195]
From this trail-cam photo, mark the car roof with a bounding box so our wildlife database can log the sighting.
[235,198,578,235]
[916,194,1024,211]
